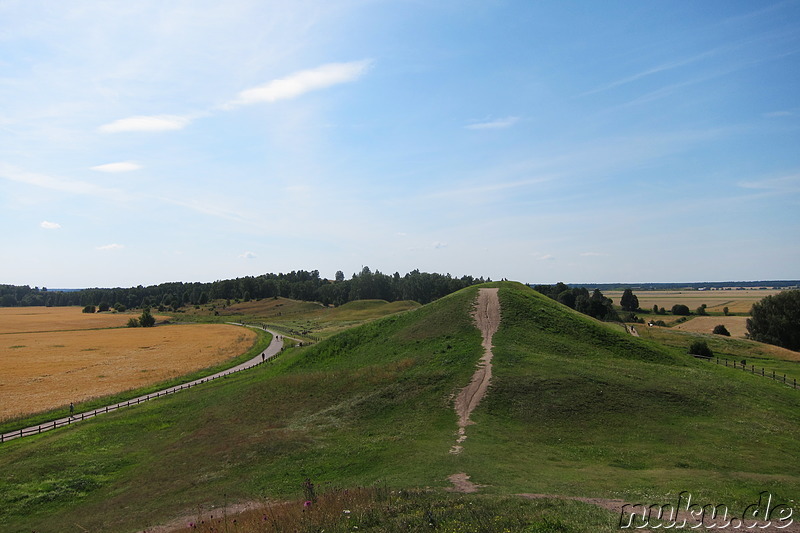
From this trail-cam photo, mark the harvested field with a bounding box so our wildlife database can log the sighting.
[0,306,169,334]
[605,289,784,314]
[0,324,256,420]
[672,316,749,338]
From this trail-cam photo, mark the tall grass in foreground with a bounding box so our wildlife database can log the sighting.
[167,485,620,533]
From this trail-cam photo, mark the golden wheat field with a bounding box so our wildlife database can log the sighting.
[672,316,750,338]
[0,306,170,334]
[0,310,256,419]
[605,289,783,314]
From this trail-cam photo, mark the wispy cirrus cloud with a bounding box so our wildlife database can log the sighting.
[225,60,372,108]
[466,116,519,130]
[99,115,192,133]
[40,221,61,229]
[0,163,127,200]
[97,243,124,251]
[739,173,800,193]
[91,161,142,173]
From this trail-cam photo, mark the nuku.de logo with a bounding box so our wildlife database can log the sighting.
[619,491,794,529]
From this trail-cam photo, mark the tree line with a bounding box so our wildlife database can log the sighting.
[532,282,619,321]
[0,268,490,310]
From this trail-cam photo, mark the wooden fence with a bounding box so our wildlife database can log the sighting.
[692,354,798,389]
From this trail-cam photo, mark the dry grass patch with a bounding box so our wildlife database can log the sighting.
[0,306,168,334]
[0,324,256,420]
[673,316,750,338]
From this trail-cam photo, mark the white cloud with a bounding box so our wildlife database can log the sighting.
[433,241,448,249]
[539,254,555,261]
[739,173,800,193]
[466,116,520,130]
[91,161,142,173]
[40,221,61,229]
[226,60,372,108]
[239,251,257,259]
[580,251,608,257]
[99,115,192,133]
[97,243,124,251]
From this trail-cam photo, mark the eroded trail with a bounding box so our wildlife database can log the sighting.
[450,287,501,455]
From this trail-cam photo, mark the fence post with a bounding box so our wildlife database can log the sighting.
[761,368,764,376]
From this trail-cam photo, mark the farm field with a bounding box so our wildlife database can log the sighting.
[0,322,257,420]
[604,288,782,314]
[672,315,750,337]
[0,306,169,334]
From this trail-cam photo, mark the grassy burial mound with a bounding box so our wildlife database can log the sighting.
[0,283,798,532]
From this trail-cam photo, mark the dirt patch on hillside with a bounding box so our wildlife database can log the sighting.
[450,288,500,455]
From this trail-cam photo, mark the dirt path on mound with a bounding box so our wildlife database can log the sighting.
[448,288,501,493]
[450,287,500,455]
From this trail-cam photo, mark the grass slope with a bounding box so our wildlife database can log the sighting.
[0,283,798,532]
[464,285,800,508]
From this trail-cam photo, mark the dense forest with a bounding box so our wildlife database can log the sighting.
[0,268,489,309]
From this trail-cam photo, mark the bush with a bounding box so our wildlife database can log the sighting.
[82,305,95,314]
[127,317,140,327]
[672,304,691,316]
[712,324,731,336]
[139,307,156,327]
[689,340,713,357]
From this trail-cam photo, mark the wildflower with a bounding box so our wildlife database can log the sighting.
[343,509,351,514]
[304,500,313,508]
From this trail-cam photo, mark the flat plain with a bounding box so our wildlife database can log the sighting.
[604,288,783,314]
[0,307,257,420]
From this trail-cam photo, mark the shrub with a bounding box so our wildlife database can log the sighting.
[127,317,140,327]
[689,340,713,357]
[712,324,731,336]
[139,307,156,327]
[82,305,95,314]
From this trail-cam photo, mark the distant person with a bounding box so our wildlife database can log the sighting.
[261,353,265,363]
[69,402,74,417]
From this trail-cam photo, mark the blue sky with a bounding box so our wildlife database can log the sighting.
[1,0,798,288]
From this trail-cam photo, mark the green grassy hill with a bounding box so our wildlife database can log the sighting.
[0,282,798,532]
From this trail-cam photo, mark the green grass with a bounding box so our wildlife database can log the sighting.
[0,282,798,532]
[168,486,622,533]
[638,324,800,384]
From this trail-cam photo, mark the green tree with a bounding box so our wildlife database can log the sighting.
[98,301,110,312]
[127,317,140,328]
[696,304,708,316]
[723,306,729,316]
[82,305,96,314]
[712,324,731,336]
[139,307,156,327]
[671,304,691,316]
[747,290,800,351]
[620,289,639,312]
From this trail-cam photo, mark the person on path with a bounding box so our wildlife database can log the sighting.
[69,402,74,418]
[261,353,265,363]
